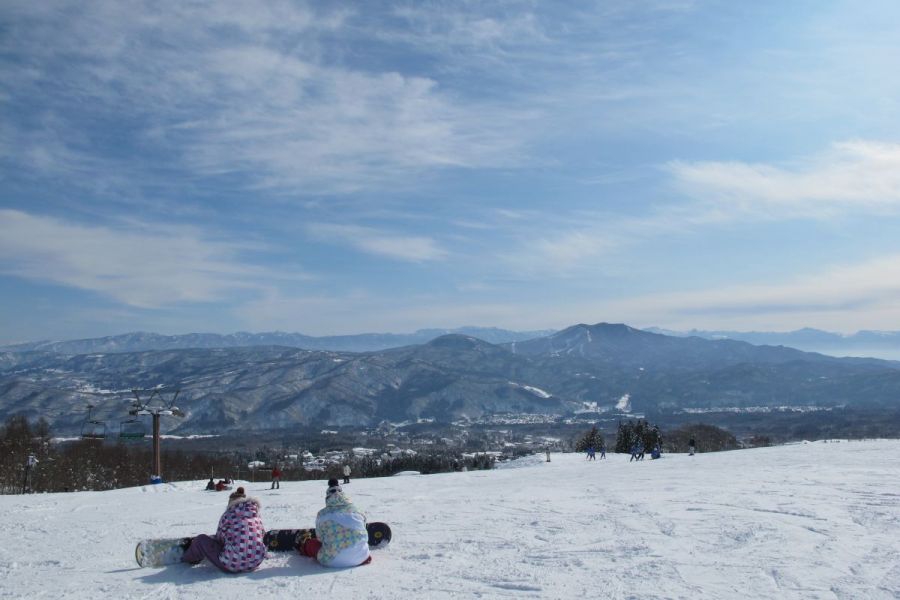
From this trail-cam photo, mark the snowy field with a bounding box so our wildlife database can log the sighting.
[2,440,899,599]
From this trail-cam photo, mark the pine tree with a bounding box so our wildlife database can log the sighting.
[574,426,604,452]
[615,419,663,453]
[615,420,636,453]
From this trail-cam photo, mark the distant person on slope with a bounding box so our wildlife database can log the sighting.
[182,487,267,573]
[629,443,639,462]
[599,443,606,460]
[271,465,282,490]
[205,478,215,491]
[343,464,351,484]
[299,478,371,568]
[689,438,696,456]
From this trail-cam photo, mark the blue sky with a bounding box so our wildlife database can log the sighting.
[3,0,900,343]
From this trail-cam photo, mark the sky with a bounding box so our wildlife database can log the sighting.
[3,0,900,344]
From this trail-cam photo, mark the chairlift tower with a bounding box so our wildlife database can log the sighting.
[130,388,184,482]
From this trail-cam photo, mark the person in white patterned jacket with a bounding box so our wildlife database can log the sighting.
[299,478,371,568]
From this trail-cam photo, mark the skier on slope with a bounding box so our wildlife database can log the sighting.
[299,478,371,568]
[271,465,282,489]
[23,454,38,493]
[182,486,267,573]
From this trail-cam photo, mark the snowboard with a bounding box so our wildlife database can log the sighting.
[135,537,192,568]
[264,522,392,552]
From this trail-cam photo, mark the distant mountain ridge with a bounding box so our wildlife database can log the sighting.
[508,323,830,369]
[647,327,900,360]
[10,325,900,360]
[0,327,557,355]
[2,323,900,435]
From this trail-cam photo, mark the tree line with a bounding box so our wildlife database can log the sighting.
[0,415,496,495]
[0,415,238,494]
[575,420,745,455]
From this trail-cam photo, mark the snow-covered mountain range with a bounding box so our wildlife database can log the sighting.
[2,323,899,435]
[0,327,556,354]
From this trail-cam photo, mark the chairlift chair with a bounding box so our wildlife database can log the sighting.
[119,418,147,440]
[80,405,107,440]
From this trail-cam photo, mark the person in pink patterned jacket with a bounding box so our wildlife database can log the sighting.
[182,487,267,573]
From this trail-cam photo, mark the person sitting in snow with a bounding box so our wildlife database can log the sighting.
[299,478,371,568]
[182,486,267,573]
[205,478,215,491]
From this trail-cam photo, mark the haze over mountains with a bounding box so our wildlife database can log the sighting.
[6,325,900,360]
[0,327,555,355]
[2,323,899,435]
[648,327,900,361]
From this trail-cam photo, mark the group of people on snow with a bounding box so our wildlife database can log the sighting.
[628,443,663,461]
[585,445,606,460]
[629,443,644,461]
[183,477,371,574]
[205,478,233,492]
[585,438,701,462]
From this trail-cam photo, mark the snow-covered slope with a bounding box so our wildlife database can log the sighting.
[2,441,899,599]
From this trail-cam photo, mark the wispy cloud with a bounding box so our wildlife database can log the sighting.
[494,140,900,278]
[234,288,535,335]
[497,229,621,278]
[668,141,900,218]
[0,210,296,308]
[0,1,538,197]
[306,223,448,262]
[599,254,900,332]
[233,252,900,335]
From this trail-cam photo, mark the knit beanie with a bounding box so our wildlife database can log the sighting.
[229,486,246,501]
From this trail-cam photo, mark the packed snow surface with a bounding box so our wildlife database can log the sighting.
[2,440,900,599]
